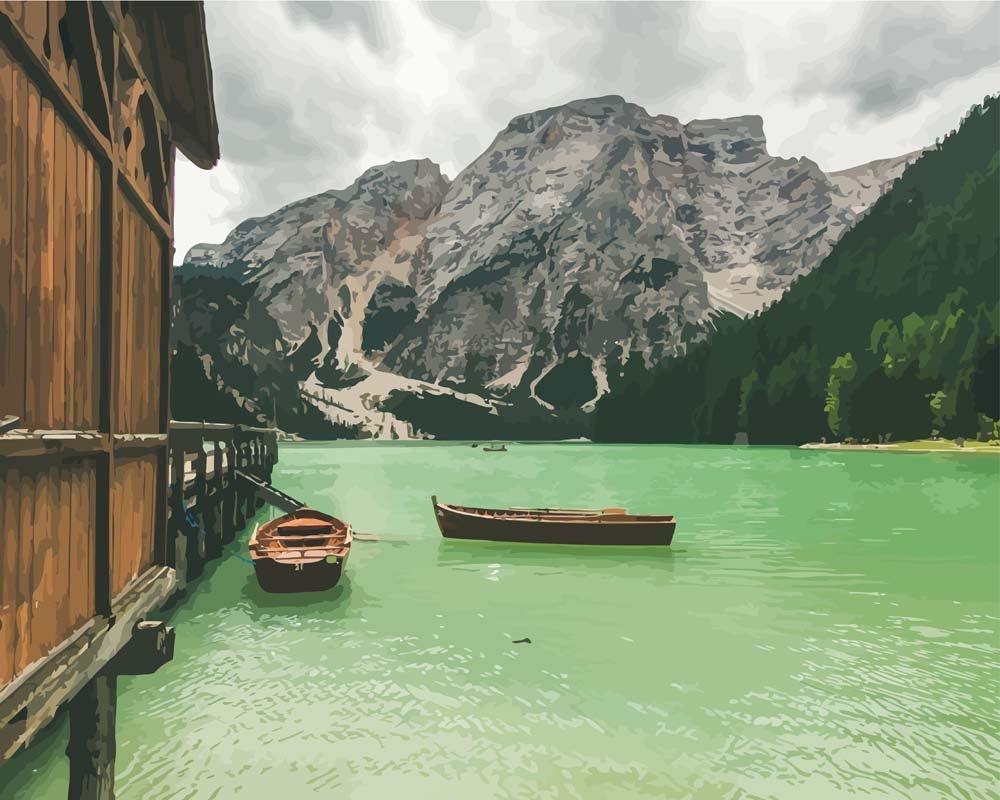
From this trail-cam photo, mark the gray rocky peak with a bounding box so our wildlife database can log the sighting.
[178,96,921,433]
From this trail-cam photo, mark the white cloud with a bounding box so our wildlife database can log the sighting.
[173,0,999,262]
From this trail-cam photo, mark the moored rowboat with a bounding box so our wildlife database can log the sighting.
[431,496,676,546]
[249,508,352,593]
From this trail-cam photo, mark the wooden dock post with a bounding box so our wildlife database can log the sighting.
[66,673,117,800]
[167,439,187,585]
[223,431,237,541]
[214,436,232,545]
[201,440,221,560]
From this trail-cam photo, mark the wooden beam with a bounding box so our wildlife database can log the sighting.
[236,470,304,514]
[0,431,110,458]
[66,672,116,800]
[111,621,174,676]
[169,421,236,432]
[111,432,168,454]
[84,1,113,137]
[237,425,281,435]
[0,566,176,761]
[117,170,170,240]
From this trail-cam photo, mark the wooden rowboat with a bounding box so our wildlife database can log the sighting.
[249,508,352,593]
[431,496,676,546]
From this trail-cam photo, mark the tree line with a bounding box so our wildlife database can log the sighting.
[594,96,999,444]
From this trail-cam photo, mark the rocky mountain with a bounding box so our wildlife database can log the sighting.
[175,96,919,438]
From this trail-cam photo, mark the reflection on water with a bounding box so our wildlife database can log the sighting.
[1,444,997,799]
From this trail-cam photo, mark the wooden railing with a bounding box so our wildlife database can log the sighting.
[0,422,279,763]
[166,422,278,586]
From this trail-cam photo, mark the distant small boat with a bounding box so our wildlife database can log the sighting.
[431,496,676,545]
[483,442,507,452]
[471,443,479,448]
[249,508,352,593]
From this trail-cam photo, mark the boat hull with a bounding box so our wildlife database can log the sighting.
[433,498,675,546]
[252,556,345,593]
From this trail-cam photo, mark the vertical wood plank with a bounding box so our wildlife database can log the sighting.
[152,234,163,431]
[87,462,95,616]
[73,137,88,426]
[143,226,152,431]
[14,466,33,675]
[0,45,11,415]
[9,62,27,423]
[110,465,120,598]
[146,456,156,569]
[125,205,135,432]
[0,465,16,684]
[111,197,124,433]
[53,462,71,645]
[65,132,78,426]
[136,222,147,431]
[40,95,55,428]
[64,127,78,427]
[121,462,131,590]
[68,462,84,628]
[31,465,56,664]
[123,208,134,433]
[23,80,41,429]
[87,153,100,429]
[119,204,129,433]
[51,115,67,428]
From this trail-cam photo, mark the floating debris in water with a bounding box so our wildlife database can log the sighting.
[512,637,531,644]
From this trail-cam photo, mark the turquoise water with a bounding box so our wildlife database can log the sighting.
[2,443,998,799]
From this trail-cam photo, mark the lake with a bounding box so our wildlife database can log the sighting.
[2,443,997,799]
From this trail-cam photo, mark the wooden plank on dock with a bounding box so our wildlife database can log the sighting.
[235,470,304,513]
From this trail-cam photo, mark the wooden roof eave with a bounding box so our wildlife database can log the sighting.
[112,1,220,170]
[160,2,219,169]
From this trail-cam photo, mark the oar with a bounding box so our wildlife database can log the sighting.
[352,532,414,542]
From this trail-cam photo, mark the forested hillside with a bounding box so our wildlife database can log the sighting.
[170,271,356,438]
[594,97,999,444]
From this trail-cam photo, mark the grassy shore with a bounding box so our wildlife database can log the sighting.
[801,438,1000,453]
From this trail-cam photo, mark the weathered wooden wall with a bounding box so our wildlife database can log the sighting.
[0,40,102,429]
[0,31,105,688]
[0,4,227,794]
[0,459,97,685]
[0,0,174,702]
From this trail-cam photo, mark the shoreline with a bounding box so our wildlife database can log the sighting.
[800,439,1000,454]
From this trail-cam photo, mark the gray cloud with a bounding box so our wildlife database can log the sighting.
[443,1,747,165]
[175,1,1000,260]
[420,1,491,33]
[794,2,999,117]
[283,1,388,53]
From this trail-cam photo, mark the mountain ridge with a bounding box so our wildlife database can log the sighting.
[174,95,921,438]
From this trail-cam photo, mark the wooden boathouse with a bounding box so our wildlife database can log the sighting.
[0,3,274,797]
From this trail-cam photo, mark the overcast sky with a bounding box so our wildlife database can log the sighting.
[173,0,1000,262]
